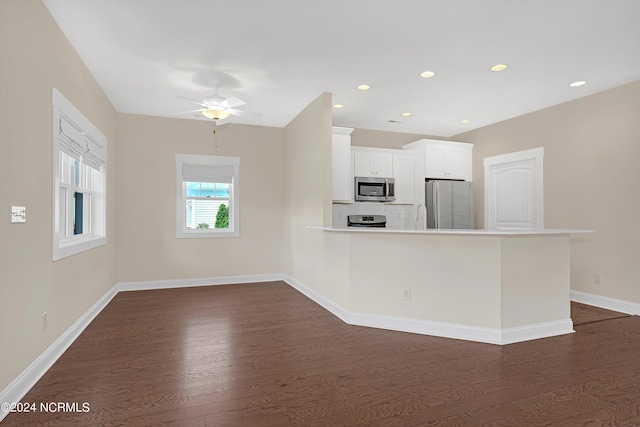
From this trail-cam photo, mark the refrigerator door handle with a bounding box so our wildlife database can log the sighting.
[432,182,439,228]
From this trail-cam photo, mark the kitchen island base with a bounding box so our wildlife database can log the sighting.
[299,227,580,345]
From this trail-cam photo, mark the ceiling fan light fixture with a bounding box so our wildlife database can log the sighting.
[202,109,231,120]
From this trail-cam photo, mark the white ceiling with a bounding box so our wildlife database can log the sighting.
[42,0,640,137]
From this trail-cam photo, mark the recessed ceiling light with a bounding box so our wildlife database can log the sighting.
[569,80,586,87]
[420,70,436,78]
[401,112,413,117]
[459,119,471,124]
[333,104,345,109]
[490,64,508,72]
[357,84,371,91]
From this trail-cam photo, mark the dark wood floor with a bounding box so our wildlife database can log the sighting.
[3,281,638,426]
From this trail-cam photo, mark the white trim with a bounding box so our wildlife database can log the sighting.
[118,274,284,292]
[500,320,574,344]
[281,274,573,345]
[282,275,351,324]
[348,311,504,344]
[571,290,640,315]
[0,284,118,423]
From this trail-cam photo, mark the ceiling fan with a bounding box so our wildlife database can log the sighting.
[178,84,261,124]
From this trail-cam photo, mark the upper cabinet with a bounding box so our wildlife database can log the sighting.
[391,151,415,204]
[353,148,393,178]
[403,139,473,181]
[332,127,354,203]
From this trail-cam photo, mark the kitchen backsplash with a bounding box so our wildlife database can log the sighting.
[333,203,418,230]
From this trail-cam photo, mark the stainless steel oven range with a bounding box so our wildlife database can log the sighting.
[347,215,387,228]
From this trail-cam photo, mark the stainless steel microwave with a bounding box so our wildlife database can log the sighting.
[354,177,395,202]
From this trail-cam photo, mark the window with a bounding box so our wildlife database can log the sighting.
[52,89,107,260]
[176,154,240,238]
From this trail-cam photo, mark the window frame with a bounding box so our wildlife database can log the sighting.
[175,154,240,238]
[52,89,107,261]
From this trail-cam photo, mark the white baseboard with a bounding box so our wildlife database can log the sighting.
[281,275,573,345]
[571,290,640,315]
[500,319,575,345]
[118,273,285,292]
[282,274,350,324]
[0,283,119,423]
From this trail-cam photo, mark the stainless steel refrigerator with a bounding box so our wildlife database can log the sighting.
[425,180,474,229]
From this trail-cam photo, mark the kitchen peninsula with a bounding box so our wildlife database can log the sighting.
[301,226,591,345]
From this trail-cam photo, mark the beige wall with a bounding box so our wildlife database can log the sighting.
[283,93,352,303]
[0,0,118,391]
[116,116,285,282]
[454,80,640,303]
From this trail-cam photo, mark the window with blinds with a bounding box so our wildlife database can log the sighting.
[175,154,240,238]
[52,89,107,260]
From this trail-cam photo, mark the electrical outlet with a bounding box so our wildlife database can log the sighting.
[402,288,412,302]
[42,312,47,330]
[593,273,601,284]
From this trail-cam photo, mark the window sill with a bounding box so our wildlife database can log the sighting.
[53,235,106,260]
[176,229,239,239]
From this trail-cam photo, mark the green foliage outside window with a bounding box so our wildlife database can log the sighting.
[216,204,229,228]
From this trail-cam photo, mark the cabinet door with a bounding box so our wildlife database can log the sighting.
[373,152,393,178]
[445,146,473,181]
[353,150,393,177]
[392,153,414,204]
[424,145,447,179]
[425,144,472,180]
[353,150,376,177]
[332,134,353,202]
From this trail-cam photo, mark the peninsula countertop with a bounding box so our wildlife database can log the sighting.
[308,225,593,236]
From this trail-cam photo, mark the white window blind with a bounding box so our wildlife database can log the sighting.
[59,117,86,160]
[59,116,106,171]
[182,164,234,184]
[83,137,106,170]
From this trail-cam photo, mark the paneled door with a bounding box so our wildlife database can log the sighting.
[484,148,544,229]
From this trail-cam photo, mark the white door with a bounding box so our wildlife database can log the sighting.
[484,148,544,229]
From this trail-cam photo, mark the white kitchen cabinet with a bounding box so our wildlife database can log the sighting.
[403,139,473,181]
[391,152,415,204]
[353,148,393,178]
[332,127,354,202]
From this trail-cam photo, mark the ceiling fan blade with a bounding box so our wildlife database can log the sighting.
[175,95,207,108]
[215,118,230,126]
[228,108,262,120]
[174,108,206,114]
[221,96,245,109]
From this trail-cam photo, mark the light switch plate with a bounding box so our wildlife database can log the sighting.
[11,206,26,223]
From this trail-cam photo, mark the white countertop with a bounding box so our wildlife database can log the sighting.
[308,225,593,236]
